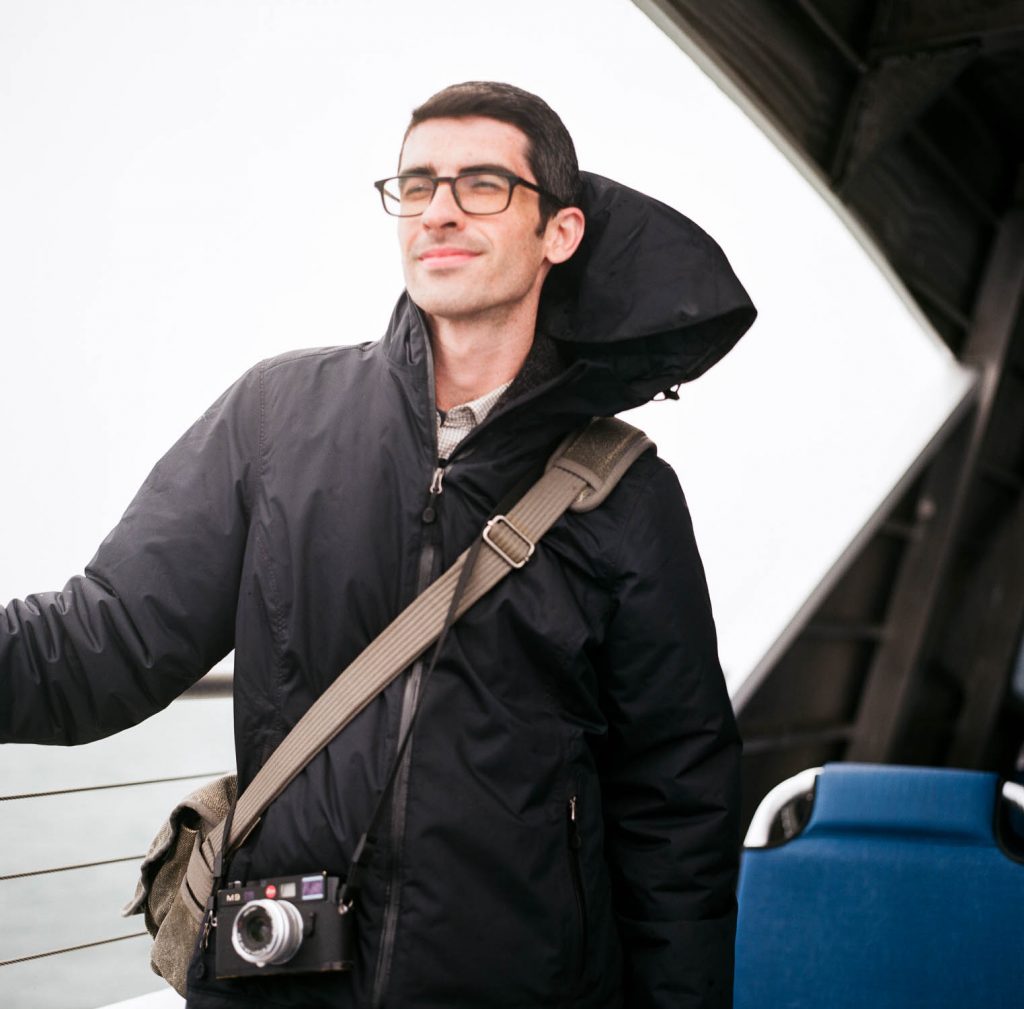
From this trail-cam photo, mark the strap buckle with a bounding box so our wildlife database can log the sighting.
[482,515,535,569]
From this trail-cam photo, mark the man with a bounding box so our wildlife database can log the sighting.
[1,82,755,1007]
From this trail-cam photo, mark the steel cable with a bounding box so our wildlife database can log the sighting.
[0,770,229,802]
[0,854,145,882]
[0,932,148,968]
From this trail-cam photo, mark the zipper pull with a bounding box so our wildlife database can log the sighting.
[422,466,445,524]
[568,795,582,849]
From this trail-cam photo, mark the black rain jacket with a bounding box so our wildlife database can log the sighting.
[1,173,756,1009]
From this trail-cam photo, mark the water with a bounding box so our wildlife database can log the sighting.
[0,696,234,1009]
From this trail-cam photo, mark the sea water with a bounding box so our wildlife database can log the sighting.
[0,690,234,1009]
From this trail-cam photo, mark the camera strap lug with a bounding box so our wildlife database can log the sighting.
[337,830,375,912]
[200,907,217,951]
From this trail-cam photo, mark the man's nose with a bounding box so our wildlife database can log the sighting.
[420,180,464,228]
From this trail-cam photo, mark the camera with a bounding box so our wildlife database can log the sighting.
[214,872,355,979]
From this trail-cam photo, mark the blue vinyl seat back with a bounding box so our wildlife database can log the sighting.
[735,763,1024,1009]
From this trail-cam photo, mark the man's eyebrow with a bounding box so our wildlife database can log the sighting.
[397,163,436,176]
[396,163,517,177]
[457,163,516,175]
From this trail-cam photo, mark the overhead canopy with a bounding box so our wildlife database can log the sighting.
[634,0,1024,824]
[635,0,1023,353]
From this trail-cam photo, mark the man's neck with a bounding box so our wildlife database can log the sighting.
[429,310,535,411]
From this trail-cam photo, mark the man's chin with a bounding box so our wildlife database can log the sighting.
[407,288,486,322]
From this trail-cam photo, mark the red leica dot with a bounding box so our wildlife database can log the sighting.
[265,884,277,899]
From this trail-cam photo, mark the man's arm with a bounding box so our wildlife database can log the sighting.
[0,365,260,745]
[597,458,741,1009]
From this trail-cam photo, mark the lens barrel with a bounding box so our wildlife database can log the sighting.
[230,898,305,967]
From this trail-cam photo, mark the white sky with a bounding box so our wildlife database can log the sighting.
[0,0,973,695]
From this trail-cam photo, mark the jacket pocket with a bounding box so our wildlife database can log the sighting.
[566,794,588,980]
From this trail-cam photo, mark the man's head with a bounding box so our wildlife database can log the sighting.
[388,82,585,330]
[404,81,580,226]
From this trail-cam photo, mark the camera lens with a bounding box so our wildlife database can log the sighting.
[231,898,305,967]
[243,910,273,948]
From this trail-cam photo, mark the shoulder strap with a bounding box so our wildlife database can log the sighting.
[551,416,654,514]
[183,418,652,911]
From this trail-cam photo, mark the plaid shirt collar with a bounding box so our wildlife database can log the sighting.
[436,381,512,461]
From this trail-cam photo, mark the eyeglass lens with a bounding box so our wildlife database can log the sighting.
[381,174,513,216]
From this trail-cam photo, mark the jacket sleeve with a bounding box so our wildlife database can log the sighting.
[0,364,260,745]
[596,457,741,1009]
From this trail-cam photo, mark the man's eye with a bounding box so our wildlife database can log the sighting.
[465,175,504,192]
[400,180,432,199]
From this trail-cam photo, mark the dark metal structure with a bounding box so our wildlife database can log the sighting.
[634,0,1024,826]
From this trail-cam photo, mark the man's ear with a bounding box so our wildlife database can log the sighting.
[544,207,585,266]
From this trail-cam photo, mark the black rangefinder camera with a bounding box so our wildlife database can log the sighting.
[215,872,355,978]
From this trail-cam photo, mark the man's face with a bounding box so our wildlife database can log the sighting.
[396,116,558,326]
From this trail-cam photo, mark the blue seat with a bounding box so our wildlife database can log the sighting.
[735,763,1024,1009]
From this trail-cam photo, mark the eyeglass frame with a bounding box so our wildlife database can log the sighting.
[373,169,567,217]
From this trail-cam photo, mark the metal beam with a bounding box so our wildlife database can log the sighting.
[880,519,922,542]
[947,487,1024,766]
[793,0,868,71]
[906,126,999,226]
[742,724,853,755]
[832,44,979,186]
[847,416,975,760]
[907,276,973,332]
[803,620,887,643]
[871,1,1024,57]
[980,462,1024,493]
[849,199,1024,761]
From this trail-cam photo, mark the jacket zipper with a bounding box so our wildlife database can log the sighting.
[422,466,444,522]
[567,794,588,980]
[369,324,578,1005]
[370,459,446,1009]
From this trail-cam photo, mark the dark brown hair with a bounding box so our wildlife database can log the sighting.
[405,81,580,225]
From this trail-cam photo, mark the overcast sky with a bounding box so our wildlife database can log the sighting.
[0,0,973,693]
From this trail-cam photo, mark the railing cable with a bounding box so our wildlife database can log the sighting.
[0,932,148,968]
[0,770,229,802]
[0,854,145,882]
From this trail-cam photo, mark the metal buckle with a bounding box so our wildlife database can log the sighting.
[482,515,535,569]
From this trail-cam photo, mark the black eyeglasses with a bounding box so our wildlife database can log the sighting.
[373,170,565,217]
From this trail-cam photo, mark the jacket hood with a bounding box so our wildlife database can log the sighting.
[537,171,757,414]
[385,171,757,428]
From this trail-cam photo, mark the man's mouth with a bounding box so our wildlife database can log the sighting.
[417,247,481,267]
